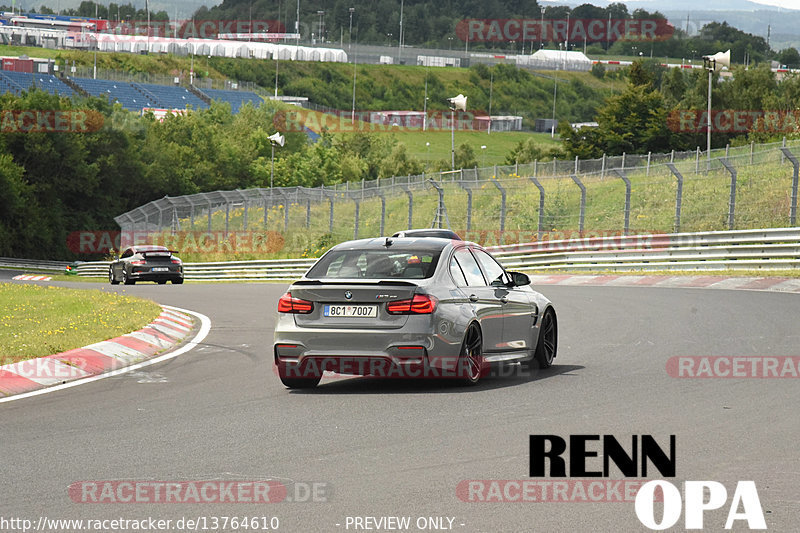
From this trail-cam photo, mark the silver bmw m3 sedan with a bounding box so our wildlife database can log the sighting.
[273,235,557,389]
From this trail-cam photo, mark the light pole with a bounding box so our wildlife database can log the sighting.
[317,10,325,43]
[702,50,730,165]
[268,132,285,189]
[447,94,467,170]
[351,20,357,122]
[487,71,493,135]
[398,0,404,64]
[422,67,429,131]
[551,74,557,138]
[539,6,545,51]
[348,7,354,52]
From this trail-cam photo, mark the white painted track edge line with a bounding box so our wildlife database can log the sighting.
[0,305,211,404]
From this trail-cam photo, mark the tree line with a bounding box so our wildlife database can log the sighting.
[14,1,796,66]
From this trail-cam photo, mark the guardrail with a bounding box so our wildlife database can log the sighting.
[490,227,800,272]
[75,258,317,281]
[65,227,800,281]
[0,257,70,272]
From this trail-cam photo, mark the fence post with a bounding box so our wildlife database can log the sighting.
[241,197,248,230]
[725,144,729,158]
[530,177,545,239]
[670,150,674,163]
[428,179,449,229]
[695,146,700,175]
[281,191,289,232]
[379,191,387,236]
[263,193,269,229]
[612,169,631,235]
[646,151,651,176]
[208,201,213,233]
[224,201,230,238]
[601,153,606,180]
[328,195,335,233]
[189,203,195,229]
[621,152,626,172]
[782,136,787,165]
[666,163,684,233]
[459,182,474,231]
[719,158,737,230]
[402,186,413,229]
[490,178,506,236]
[353,197,360,239]
[570,174,586,233]
[534,159,538,178]
[574,155,579,174]
[305,197,311,228]
[515,162,519,176]
[750,141,754,165]
[780,147,799,226]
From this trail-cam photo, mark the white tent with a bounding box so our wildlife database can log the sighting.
[521,49,592,71]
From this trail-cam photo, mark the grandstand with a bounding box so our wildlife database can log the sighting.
[134,83,209,110]
[0,68,264,114]
[201,88,262,113]
[0,70,75,96]
[70,77,159,111]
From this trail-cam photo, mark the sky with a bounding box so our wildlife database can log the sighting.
[741,0,799,7]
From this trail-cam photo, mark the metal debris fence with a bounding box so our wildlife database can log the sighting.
[114,139,800,251]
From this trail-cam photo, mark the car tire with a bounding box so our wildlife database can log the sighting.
[278,369,321,389]
[172,278,184,285]
[157,280,167,285]
[122,269,135,285]
[534,309,557,369]
[109,267,119,285]
[458,323,485,385]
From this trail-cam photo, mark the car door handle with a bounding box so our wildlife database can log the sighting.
[469,294,478,302]
[499,296,509,303]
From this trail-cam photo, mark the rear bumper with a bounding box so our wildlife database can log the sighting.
[129,268,183,281]
[274,350,474,379]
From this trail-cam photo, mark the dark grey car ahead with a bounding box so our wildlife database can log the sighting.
[109,245,184,285]
[273,236,557,388]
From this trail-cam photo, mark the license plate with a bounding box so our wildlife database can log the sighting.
[323,304,377,318]
[152,267,169,272]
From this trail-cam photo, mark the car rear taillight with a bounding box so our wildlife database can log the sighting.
[171,259,181,264]
[278,292,314,314]
[130,260,145,265]
[386,294,437,315]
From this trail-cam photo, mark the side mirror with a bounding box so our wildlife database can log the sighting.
[510,272,530,287]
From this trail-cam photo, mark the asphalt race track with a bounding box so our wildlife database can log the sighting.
[2,280,800,532]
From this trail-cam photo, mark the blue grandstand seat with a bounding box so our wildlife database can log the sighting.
[70,78,159,112]
[0,71,74,96]
[202,89,262,113]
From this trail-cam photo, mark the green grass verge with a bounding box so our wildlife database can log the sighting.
[0,283,161,364]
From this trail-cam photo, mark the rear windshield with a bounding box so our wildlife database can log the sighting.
[306,249,441,279]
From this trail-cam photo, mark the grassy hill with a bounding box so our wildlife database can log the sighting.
[160,143,798,261]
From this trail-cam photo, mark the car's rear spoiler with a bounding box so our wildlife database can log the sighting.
[140,250,180,256]
[293,280,418,286]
